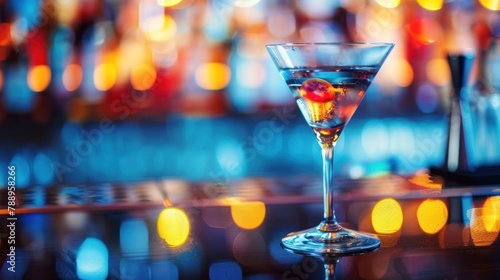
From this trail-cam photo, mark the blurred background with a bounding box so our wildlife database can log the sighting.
[0,0,499,186]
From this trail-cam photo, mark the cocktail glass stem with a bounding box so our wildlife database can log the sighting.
[324,259,338,280]
[319,146,340,231]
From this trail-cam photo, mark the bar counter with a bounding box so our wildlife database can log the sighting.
[1,173,500,279]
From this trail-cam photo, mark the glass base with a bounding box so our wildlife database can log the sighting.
[281,223,380,256]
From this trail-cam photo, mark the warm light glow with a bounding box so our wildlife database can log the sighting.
[0,69,3,91]
[479,0,500,10]
[417,0,443,11]
[157,0,183,7]
[230,200,266,230]
[234,0,261,8]
[63,64,83,92]
[391,59,413,87]
[157,208,190,247]
[27,65,51,92]
[470,208,499,246]
[482,196,500,232]
[0,23,11,46]
[131,63,156,90]
[142,15,177,42]
[94,62,117,91]
[406,18,442,45]
[426,58,451,86]
[417,199,448,234]
[372,198,403,234]
[195,62,231,90]
[375,0,400,8]
[409,173,442,190]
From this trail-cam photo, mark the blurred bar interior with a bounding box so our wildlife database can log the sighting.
[0,0,500,185]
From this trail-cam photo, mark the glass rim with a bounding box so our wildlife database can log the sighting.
[265,42,395,48]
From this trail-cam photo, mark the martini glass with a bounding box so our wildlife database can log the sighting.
[266,42,394,256]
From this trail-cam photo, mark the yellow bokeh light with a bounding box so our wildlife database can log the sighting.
[426,58,451,87]
[157,0,183,7]
[195,62,231,90]
[157,208,190,247]
[142,15,177,42]
[230,200,266,230]
[371,198,403,234]
[417,199,448,234]
[482,196,500,232]
[480,0,500,10]
[375,0,400,8]
[131,63,157,90]
[417,0,443,11]
[63,64,83,92]
[470,207,499,246]
[28,65,51,92]
[391,59,413,87]
[94,62,117,91]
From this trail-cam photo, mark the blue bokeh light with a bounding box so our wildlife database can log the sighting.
[76,237,109,280]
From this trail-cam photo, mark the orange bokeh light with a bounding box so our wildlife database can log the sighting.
[130,63,157,90]
[417,199,448,234]
[28,65,51,92]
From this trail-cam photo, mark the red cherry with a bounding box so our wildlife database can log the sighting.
[299,78,335,102]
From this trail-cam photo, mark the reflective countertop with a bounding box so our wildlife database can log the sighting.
[1,173,500,279]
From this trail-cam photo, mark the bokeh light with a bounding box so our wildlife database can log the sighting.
[63,64,83,92]
[469,207,499,246]
[426,58,451,86]
[131,62,157,90]
[415,83,439,114]
[409,173,443,190]
[94,62,117,91]
[375,0,401,8]
[479,0,500,10]
[76,238,109,280]
[195,62,231,90]
[372,198,403,234]
[417,0,444,11]
[391,58,413,87]
[234,0,261,8]
[157,207,190,247]
[28,65,51,92]
[230,200,266,230]
[417,199,448,234]
[141,15,177,42]
[267,9,296,38]
[406,18,442,45]
[157,0,183,7]
[482,196,500,232]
